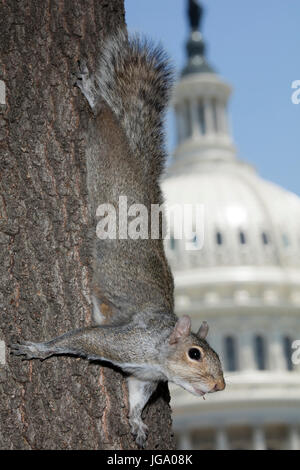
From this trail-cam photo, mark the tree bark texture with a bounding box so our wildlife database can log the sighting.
[0,0,175,450]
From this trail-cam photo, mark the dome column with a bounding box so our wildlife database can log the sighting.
[215,428,229,450]
[239,331,256,371]
[203,97,215,135]
[252,427,266,450]
[268,331,286,371]
[288,426,300,450]
[217,100,228,135]
[191,99,202,137]
[178,431,193,450]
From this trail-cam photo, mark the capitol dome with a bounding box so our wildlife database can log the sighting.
[164,156,300,271]
[164,0,300,451]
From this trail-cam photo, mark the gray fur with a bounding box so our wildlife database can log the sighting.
[94,28,174,179]
[127,377,158,447]
[76,27,176,325]
[11,30,225,448]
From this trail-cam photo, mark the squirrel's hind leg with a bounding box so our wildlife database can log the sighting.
[127,376,158,448]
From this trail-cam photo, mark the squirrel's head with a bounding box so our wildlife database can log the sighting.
[166,315,225,397]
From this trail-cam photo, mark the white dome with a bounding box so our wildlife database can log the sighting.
[163,158,300,271]
[167,3,300,450]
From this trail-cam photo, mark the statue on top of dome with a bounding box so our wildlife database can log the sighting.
[188,0,203,32]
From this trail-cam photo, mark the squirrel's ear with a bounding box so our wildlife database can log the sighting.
[197,321,209,339]
[169,315,191,344]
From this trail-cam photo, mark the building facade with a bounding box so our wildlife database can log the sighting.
[163,1,300,450]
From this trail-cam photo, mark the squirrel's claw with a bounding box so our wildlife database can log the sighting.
[74,60,87,86]
[10,341,47,360]
[73,59,97,111]
[77,59,89,76]
[130,418,148,448]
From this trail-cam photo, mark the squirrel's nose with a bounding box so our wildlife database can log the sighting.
[212,378,226,392]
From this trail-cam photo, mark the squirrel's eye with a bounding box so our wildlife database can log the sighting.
[188,348,201,361]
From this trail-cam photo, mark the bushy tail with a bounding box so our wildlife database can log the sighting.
[94,28,174,180]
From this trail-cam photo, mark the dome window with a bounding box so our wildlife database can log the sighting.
[170,235,176,250]
[239,231,246,245]
[191,234,200,249]
[283,336,294,371]
[282,234,290,247]
[183,100,192,139]
[224,336,238,372]
[212,98,218,133]
[262,232,269,245]
[254,335,267,370]
[197,100,206,135]
[216,231,223,245]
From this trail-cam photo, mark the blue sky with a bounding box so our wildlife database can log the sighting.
[125,0,300,197]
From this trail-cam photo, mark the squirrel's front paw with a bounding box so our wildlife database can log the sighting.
[74,60,96,110]
[74,60,89,87]
[129,417,148,448]
[10,341,48,360]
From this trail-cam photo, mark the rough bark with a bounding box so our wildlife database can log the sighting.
[0,0,175,450]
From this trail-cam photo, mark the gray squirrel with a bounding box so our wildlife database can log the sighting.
[10,28,225,448]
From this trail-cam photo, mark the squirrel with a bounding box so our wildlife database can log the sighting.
[10,28,225,448]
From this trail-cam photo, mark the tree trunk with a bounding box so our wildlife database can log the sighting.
[0,0,175,450]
